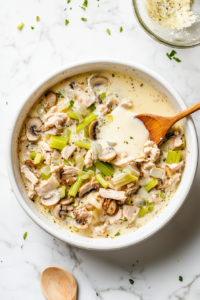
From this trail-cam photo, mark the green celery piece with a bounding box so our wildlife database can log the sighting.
[68,177,83,197]
[138,207,149,218]
[40,165,51,180]
[125,198,132,205]
[34,153,42,164]
[89,104,96,112]
[30,152,36,160]
[84,126,89,138]
[76,113,96,133]
[74,140,92,150]
[146,200,155,212]
[67,111,79,120]
[96,174,109,188]
[84,165,96,172]
[144,178,158,192]
[63,159,72,166]
[166,150,181,164]
[159,190,166,200]
[49,136,68,150]
[113,173,137,187]
[100,92,106,100]
[40,173,51,180]
[94,160,115,176]
[58,185,66,198]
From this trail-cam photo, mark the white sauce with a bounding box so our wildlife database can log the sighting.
[98,106,149,158]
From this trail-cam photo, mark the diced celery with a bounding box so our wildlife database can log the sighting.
[144,178,158,192]
[68,177,83,197]
[100,92,106,100]
[63,128,71,140]
[76,113,96,133]
[159,190,166,200]
[94,160,115,176]
[67,111,79,120]
[84,126,89,138]
[112,173,137,187]
[30,152,36,160]
[74,140,92,150]
[75,155,84,170]
[125,198,132,205]
[166,150,181,164]
[96,174,109,188]
[107,115,113,123]
[49,136,68,150]
[138,207,149,218]
[78,170,94,180]
[84,165,96,172]
[34,153,42,165]
[40,165,51,180]
[89,104,96,112]
[58,101,70,112]
[58,185,66,198]
[146,201,154,212]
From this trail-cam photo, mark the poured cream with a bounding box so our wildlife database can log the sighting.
[98,106,149,158]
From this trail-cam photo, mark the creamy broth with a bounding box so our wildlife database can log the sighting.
[18,70,186,239]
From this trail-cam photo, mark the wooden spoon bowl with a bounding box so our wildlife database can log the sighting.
[40,267,77,300]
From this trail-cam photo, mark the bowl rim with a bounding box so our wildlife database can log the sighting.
[132,0,200,49]
[6,58,199,250]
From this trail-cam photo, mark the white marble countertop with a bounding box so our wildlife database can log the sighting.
[1,0,200,299]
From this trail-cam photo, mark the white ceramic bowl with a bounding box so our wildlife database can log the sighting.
[7,59,198,250]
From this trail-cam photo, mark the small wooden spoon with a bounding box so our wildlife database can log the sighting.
[40,267,77,300]
[135,102,200,146]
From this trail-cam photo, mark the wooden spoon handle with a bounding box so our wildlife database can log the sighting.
[172,101,200,123]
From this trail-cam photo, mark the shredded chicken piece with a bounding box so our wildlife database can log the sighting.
[21,166,39,185]
[164,173,181,193]
[100,104,109,115]
[45,113,68,131]
[165,161,185,176]
[150,189,161,204]
[99,188,127,201]
[84,148,94,168]
[95,219,108,236]
[35,176,59,196]
[123,205,139,225]
[73,206,93,230]
[109,209,123,225]
[125,181,139,197]
[168,135,182,150]
[142,161,155,170]
[111,156,136,168]
[61,144,76,160]
[76,87,96,107]
[38,141,53,164]
[144,140,160,162]
[119,99,132,108]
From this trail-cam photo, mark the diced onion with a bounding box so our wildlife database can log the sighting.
[57,100,70,112]
[65,89,75,100]
[92,142,102,162]
[73,108,84,123]
[48,175,60,189]
[139,177,150,186]
[150,167,165,179]
[75,154,85,170]
[124,165,140,178]
[76,103,88,116]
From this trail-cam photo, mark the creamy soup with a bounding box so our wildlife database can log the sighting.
[18,71,186,238]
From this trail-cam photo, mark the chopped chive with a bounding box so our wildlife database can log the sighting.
[140,83,143,87]
[170,50,177,57]
[130,136,134,139]
[67,0,70,3]
[106,29,111,35]
[120,26,123,32]
[31,26,34,29]
[65,214,72,218]
[115,232,120,236]
[23,232,28,240]
[65,19,69,26]
[36,16,40,22]
[26,144,29,148]
[173,57,181,63]
[89,104,96,112]
[69,100,74,107]
[81,18,87,22]
[83,0,88,7]
[129,279,134,285]
[81,6,85,10]
[96,292,99,296]
[17,22,24,30]
[179,276,183,282]
[70,7,72,10]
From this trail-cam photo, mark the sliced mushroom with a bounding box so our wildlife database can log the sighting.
[89,120,99,140]
[88,75,108,89]
[41,190,60,207]
[26,117,42,141]
[102,199,119,216]
[98,147,117,162]
[73,207,92,230]
[44,91,57,108]
[107,140,117,147]
[53,204,65,220]
[79,181,100,198]
[53,197,75,220]
[60,197,74,205]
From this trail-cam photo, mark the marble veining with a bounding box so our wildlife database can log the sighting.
[1,0,200,299]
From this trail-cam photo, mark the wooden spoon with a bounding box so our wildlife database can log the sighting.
[40,267,77,300]
[135,102,200,146]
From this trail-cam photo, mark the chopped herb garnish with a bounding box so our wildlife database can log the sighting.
[64,8,67,10]
[170,50,177,57]
[173,57,181,63]
[70,100,74,107]
[125,141,128,144]
[100,92,106,100]
[112,74,115,77]
[23,232,28,240]
[21,245,24,249]
[96,292,99,296]
[81,18,87,22]
[71,200,75,208]
[81,6,85,10]
[17,22,24,30]
[65,19,69,26]
[115,232,120,236]
[56,92,64,98]
[67,0,70,3]
[85,90,88,93]
[130,136,133,139]
[120,26,123,32]
[129,279,134,285]
[83,0,88,7]
[31,26,34,29]
[6,102,8,105]
[179,276,183,282]
[70,7,72,10]
[106,29,111,35]
[140,83,143,87]
[26,144,29,148]
[48,210,52,215]
[65,214,72,218]
[36,16,40,21]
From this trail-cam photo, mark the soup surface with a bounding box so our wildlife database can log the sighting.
[18,71,186,238]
